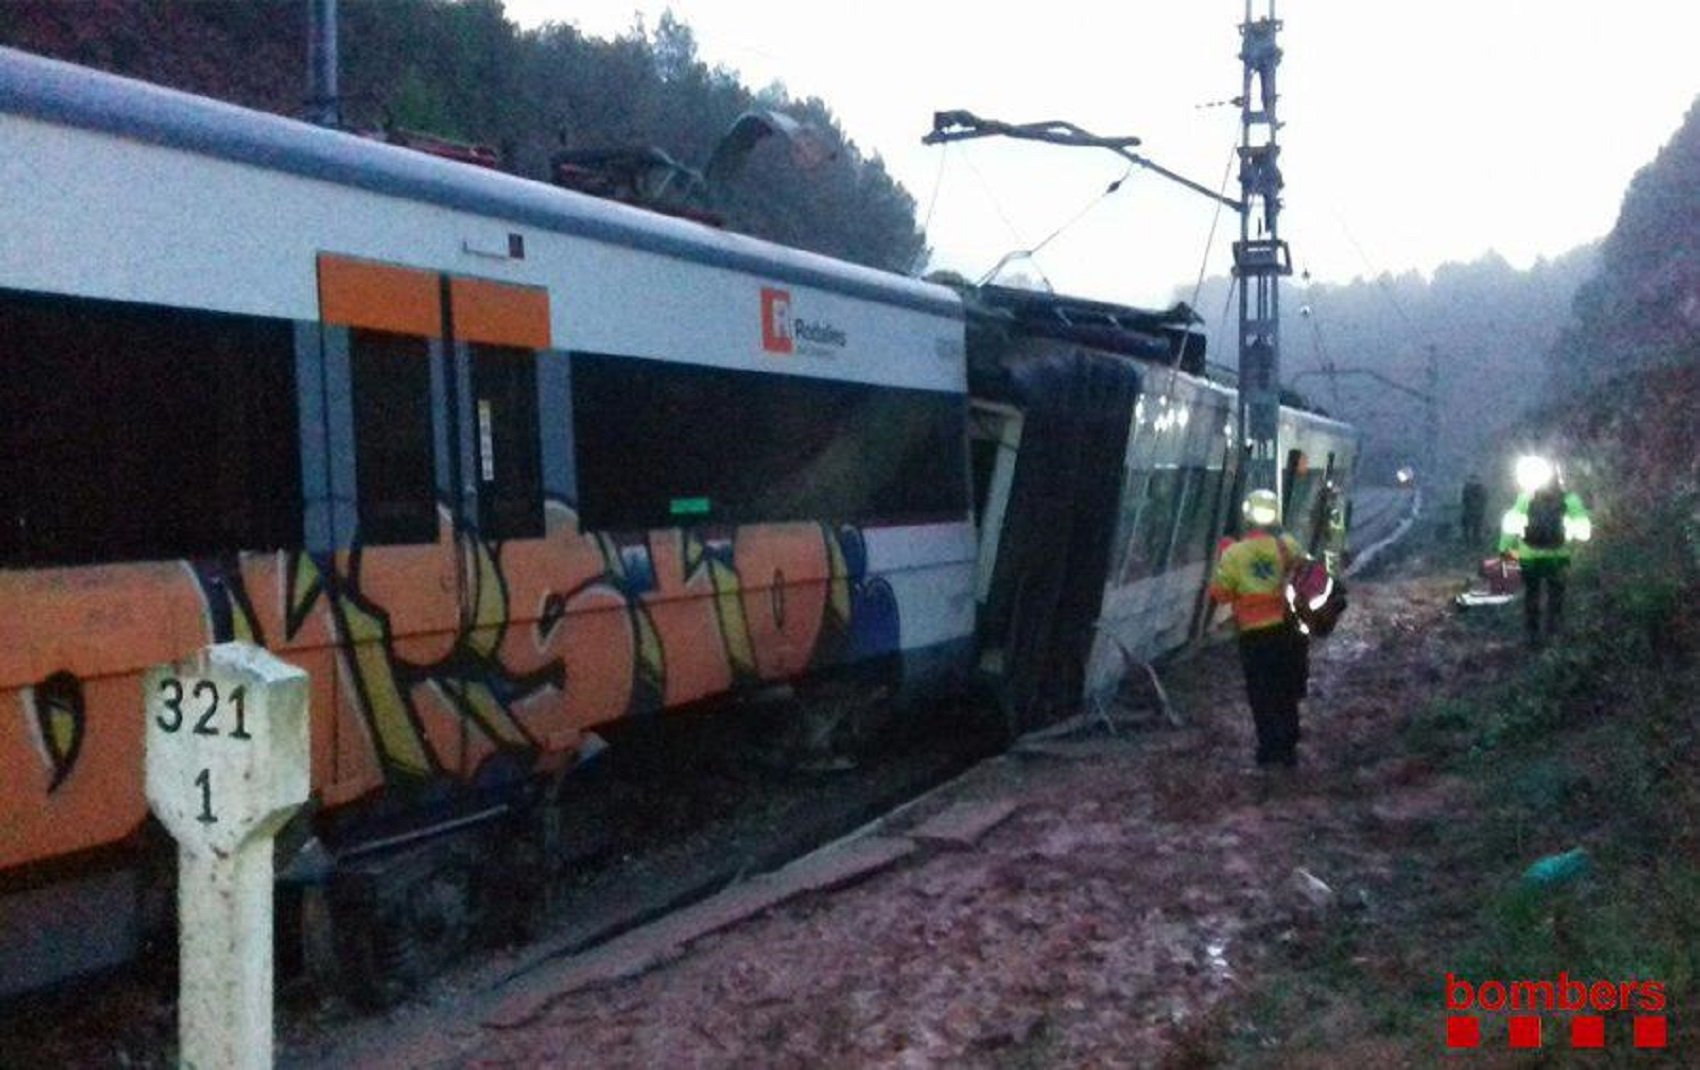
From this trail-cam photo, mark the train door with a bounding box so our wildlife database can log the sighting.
[1281,447,1305,526]
[1185,401,1239,641]
[968,400,1023,610]
[1310,451,1339,558]
[314,255,551,797]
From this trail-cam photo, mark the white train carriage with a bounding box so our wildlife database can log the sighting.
[1089,381,1357,694]
[0,46,976,996]
[962,287,1358,725]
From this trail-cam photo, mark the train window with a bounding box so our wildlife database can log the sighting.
[1288,472,1322,545]
[471,344,543,540]
[1111,467,1152,584]
[571,354,967,530]
[1119,467,1182,583]
[350,328,438,545]
[1281,448,1305,522]
[968,406,1014,525]
[0,287,302,569]
[1144,468,1185,573]
[1172,467,1225,566]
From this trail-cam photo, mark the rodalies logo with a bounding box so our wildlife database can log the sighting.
[1445,973,1668,1051]
[761,287,794,354]
[760,286,847,357]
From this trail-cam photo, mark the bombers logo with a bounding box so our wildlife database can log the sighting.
[761,286,847,357]
[1444,972,1669,1051]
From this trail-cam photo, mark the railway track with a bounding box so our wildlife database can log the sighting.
[1348,485,1420,567]
[0,700,1009,1068]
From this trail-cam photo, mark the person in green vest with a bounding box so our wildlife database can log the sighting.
[1499,455,1591,645]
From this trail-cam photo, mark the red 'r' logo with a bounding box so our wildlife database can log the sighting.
[761,287,793,354]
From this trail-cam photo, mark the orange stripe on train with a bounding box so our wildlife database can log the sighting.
[317,254,441,337]
[449,276,551,349]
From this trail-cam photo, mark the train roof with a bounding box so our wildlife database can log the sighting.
[0,46,960,321]
[961,282,1358,438]
[966,284,1205,371]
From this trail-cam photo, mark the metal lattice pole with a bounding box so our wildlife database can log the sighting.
[1235,0,1291,494]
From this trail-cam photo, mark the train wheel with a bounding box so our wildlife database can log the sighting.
[330,844,480,1008]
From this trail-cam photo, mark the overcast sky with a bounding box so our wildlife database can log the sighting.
[503,1,1700,308]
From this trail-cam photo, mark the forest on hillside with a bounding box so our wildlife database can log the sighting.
[1193,247,1598,486]
[0,0,926,272]
[1549,97,1700,399]
[1195,96,1699,492]
[1531,92,1700,557]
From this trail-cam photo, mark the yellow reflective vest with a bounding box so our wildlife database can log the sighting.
[1498,489,1592,561]
[1210,529,1303,633]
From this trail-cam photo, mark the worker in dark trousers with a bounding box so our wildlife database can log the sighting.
[1460,472,1487,547]
[1210,489,1308,768]
[1499,456,1592,646]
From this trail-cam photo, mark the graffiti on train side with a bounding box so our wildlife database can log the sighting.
[0,502,897,868]
[27,671,84,793]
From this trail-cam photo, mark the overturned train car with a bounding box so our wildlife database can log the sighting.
[0,47,1354,998]
[964,285,1357,733]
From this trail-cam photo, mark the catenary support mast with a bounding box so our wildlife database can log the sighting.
[1235,0,1291,493]
[307,0,339,127]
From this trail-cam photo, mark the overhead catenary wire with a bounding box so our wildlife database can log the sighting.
[1165,132,1240,397]
[908,141,950,276]
[1187,137,1240,317]
[1214,274,1239,373]
[975,164,1134,286]
[1300,287,1345,411]
[1310,199,1445,477]
[1028,165,1133,258]
[1330,204,1418,333]
[959,149,1028,248]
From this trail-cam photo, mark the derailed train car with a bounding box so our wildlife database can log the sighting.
[963,285,1357,731]
[0,48,1355,998]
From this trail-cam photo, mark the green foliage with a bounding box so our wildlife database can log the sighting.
[1407,496,1700,1046]
[387,64,463,139]
[1404,696,1471,760]
[0,1,924,272]
[1549,96,1700,396]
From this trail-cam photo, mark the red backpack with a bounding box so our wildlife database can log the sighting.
[1279,541,1348,637]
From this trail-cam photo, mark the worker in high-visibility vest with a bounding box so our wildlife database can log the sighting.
[1499,455,1592,645]
[1210,488,1308,769]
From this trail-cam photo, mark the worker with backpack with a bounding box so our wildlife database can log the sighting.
[1499,456,1592,645]
[1210,488,1345,770]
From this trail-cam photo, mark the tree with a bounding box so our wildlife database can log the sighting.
[1547,96,1700,397]
[0,1,925,271]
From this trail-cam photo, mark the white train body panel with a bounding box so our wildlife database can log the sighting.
[0,45,975,992]
[1087,367,1358,698]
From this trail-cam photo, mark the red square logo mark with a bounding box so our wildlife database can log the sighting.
[1634,1016,1667,1049]
[1571,1016,1605,1049]
[1446,1016,1480,1049]
[761,287,793,354]
[1508,1016,1541,1049]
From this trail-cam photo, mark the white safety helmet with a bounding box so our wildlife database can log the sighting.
[1514,455,1557,494]
[1243,488,1281,527]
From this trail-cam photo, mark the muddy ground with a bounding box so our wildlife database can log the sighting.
[272,542,1519,1069]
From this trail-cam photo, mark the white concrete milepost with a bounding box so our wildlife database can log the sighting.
[143,642,310,1070]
